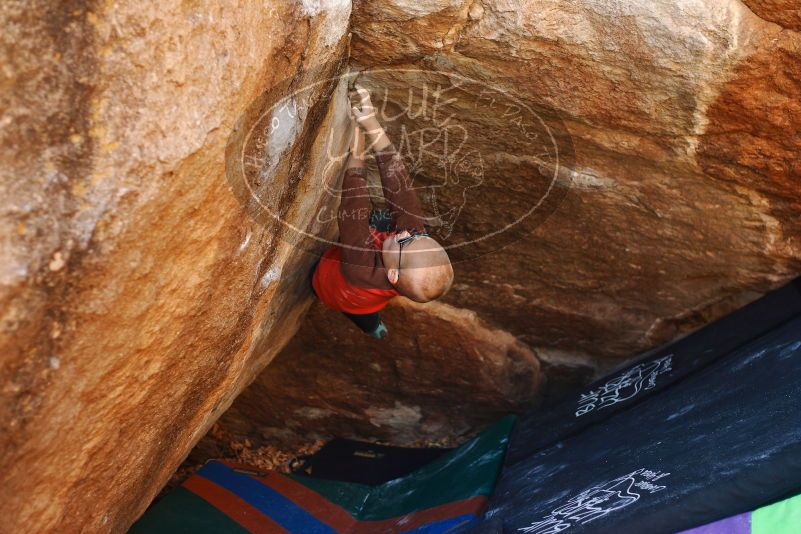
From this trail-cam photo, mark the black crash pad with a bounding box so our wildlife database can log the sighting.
[293,438,452,486]
[506,277,801,463]
[483,277,801,533]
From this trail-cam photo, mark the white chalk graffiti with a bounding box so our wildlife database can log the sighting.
[575,355,673,417]
[519,468,670,534]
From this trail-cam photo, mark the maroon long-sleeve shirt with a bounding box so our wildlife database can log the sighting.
[312,144,426,313]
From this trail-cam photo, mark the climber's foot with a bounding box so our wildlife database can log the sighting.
[369,321,388,340]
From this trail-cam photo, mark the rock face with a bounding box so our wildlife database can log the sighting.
[0,1,351,532]
[216,0,800,472]
[215,298,542,447]
[743,0,801,30]
[3,0,801,531]
[348,0,801,360]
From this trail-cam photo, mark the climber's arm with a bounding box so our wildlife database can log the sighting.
[337,127,390,288]
[351,86,425,233]
[372,135,426,233]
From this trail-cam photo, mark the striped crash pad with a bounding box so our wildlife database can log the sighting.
[130,416,515,533]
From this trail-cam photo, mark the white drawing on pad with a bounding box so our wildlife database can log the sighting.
[575,355,673,417]
[518,468,670,534]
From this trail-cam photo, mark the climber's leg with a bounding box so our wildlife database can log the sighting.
[342,311,388,339]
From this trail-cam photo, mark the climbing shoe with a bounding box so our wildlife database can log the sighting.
[369,321,389,340]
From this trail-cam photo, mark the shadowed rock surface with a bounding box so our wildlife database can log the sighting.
[347,0,801,359]
[742,0,801,30]
[214,298,542,447]
[213,0,800,465]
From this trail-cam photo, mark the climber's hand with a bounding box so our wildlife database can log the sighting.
[350,85,379,129]
[350,84,391,152]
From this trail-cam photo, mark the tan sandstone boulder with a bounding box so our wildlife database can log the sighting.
[213,0,800,458]
[3,0,801,529]
[349,0,801,359]
[0,0,351,531]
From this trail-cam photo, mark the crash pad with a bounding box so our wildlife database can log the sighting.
[130,416,514,533]
[484,277,801,533]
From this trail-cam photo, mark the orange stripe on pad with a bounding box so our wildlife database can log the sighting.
[226,462,488,533]
[257,472,357,531]
[183,474,289,534]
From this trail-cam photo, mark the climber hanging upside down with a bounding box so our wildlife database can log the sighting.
[311,85,454,339]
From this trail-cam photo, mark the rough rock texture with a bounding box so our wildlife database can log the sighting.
[348,0,801,360]
[215,298,542,447]
[743,0,801,31]
[0,1,351,532]
[3,0,801,530]
[211,0,801,456]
